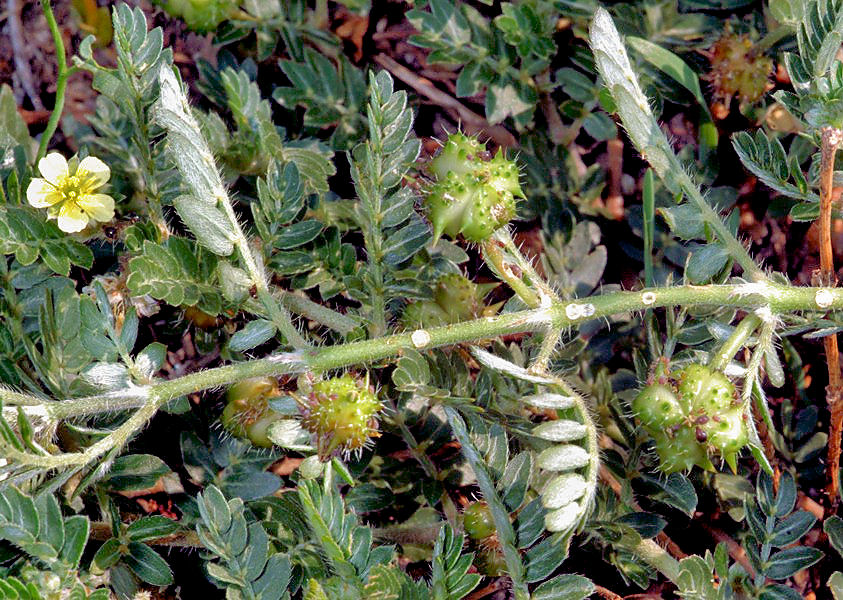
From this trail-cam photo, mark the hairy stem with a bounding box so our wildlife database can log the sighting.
[496,229,559,302]
[480,240,541,308]
[709,313,762,372]
[8,281,843,469]
[35,0,69,165]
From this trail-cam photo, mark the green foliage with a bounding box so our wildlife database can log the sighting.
[6,0,843,598]
[127,238,226,315]
[0,85,33,164]
[430,525,481,600]
[273,50,367,150]
[216,0,339,62]
[199,64,337,192]
[407,0,558,125]
[197,485,293,599]
[348,71,426,335]
[742,473,822,591]
[74,4,176,232]
[0,207,93,277]
[732,130,816,206]
[152,0,236,32]
[0,487,106,597]
[182,430,282,501]
[92,515,178,587]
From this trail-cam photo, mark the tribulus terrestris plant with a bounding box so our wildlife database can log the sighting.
[3,0,843,598]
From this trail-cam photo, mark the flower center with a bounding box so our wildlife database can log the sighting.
[58,175,82,201]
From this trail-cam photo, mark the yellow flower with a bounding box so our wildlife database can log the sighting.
[26,153,115,233]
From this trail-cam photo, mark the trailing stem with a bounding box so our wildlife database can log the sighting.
[6,282,843,471]
[820,126,843,502]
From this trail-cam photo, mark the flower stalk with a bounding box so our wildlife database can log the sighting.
[35,0,74,165]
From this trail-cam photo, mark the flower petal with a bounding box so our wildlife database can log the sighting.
[38,153,69,185]
[57,202,89,233]
[77,156,111,188]
[77,193,115,222]
[26,178,62,208]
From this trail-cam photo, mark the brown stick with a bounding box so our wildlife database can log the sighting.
[372,54,518,148]
[593,585,623,600]
[89,522,203,548]
[699,523,755,577]
[8,0,46,111]
[599,465,687,561]
[820,127,843,503]
[606,138,625,220]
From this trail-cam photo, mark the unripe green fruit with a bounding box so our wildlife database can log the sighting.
[652,428,714,474]
[474,546,507,577]
[463,501,496,541]
[704,413,748,455]
[401,301,452,328]
[424,133,523,243]
[402,273,499,329]
[633,364,747,473]
[676,364,736,413]
[221,377,282,447]
[298,374,382,459]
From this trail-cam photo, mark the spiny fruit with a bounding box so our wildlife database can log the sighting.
[221,377,283,448]
[632,363,748,473]
[705,33,773,106]
[402,273,500,328]
[424,133,523,243]
[297,374,382,460]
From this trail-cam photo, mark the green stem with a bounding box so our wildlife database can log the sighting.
[496,229,560,302]
[709,313,762,372]
[755,24,793,53]
[256,288,308,349]
[388,398,439,480]
[590,9,765,283]
[242,288,359,335]
[481,240,541,308]
[682,171,764,282]
[36,0,69,165]
[530,330,562,374]
[217,185,307,349]
[9,281,843,468]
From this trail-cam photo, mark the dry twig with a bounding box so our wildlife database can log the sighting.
[699,522,755,577]
[594,585,623,600]
[373,54,518,148]
[7,0,45,111]
[819,126,843,504]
